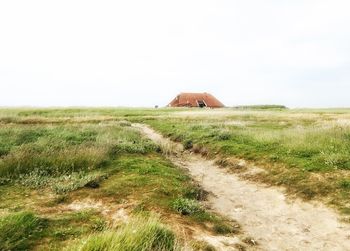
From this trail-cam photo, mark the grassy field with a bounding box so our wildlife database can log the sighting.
[145,109,350,215]
[1,107,350,250]
[0,109,237,251]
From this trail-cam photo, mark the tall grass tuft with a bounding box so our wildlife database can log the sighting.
[0,123,157,181]
[68,215,177,251]
[172,198,203,215]
[0,212,44,251]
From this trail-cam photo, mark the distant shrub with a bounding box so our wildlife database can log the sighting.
[0,212,45,251]
[172,198,203,215]
[183,139,193,150]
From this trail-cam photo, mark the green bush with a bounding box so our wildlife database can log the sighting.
[172,198,203,215]
[183,140,193,150]
[0,212,44,251]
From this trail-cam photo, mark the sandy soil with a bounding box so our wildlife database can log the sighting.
[134,123,350,251]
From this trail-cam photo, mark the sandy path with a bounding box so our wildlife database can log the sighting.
[133,123,350,251]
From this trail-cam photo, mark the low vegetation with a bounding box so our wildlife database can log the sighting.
[0,108,236,250]
[233,105,288,110]
[0,212,45,251]
[146,109,350,214]
[172,198,203,215]
[2,107,349,249]
[67,215,177,251]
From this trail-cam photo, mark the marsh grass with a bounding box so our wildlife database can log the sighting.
[0,110,232,250]
[0,123,157,181]
[172,198,203,215]
[67,215,177,251]
[147,109,350,212]
[6,108,347,249]
[16,167,108,195]
[0,211,45,251]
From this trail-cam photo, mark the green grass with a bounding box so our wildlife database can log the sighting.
[233,105,288,110]
[172,198,203,215]
[2,107,349,249]
[213,221,239,235]
[0,211,45,251]
[145,109,350,212]
[0,123,156,180]
[67,215,177,251]
[44,210,107,242]
[0,109,234,250]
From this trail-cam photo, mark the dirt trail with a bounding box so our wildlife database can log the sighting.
[133,123,350,251]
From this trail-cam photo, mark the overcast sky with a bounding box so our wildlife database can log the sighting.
[0,0,349,108]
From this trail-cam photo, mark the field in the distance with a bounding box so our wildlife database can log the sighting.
[0,107,350,250]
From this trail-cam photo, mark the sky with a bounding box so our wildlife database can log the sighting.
[0,0,349,108]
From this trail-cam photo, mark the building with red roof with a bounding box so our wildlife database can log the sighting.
[168,92,224,108]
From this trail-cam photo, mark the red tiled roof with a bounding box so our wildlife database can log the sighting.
[168,92,224,108]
